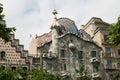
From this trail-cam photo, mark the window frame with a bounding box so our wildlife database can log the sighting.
[78,51,83,59]
[91,51,97,57]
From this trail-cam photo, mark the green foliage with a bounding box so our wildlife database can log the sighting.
[0,3,16,42]
[28,68,61,80]
[0,65,18,80]
[76,66,91,80]
[0,65,61,80]
[111,71,120,80]
[108,16,120,47]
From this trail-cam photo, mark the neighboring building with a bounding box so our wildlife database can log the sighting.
[29,10,103,80]
[0,34,29,70]
[81,17,120,80]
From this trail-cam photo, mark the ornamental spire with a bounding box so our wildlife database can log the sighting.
[51,9,59,29]
[52,9,58,19]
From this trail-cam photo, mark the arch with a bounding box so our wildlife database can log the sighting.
[0,51,6,60]
[11,66,16,70]
[22,67,27,70]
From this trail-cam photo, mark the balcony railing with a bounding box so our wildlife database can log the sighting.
[90,57,99,64]
[92,72,101,79]
[104,64,117,70]
[42,52,57,60]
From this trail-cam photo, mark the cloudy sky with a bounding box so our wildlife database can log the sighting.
[1,0,120,50]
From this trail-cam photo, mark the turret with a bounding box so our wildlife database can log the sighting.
[49,9,59,55]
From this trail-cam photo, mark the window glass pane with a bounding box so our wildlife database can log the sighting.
[93,66,99,72]
[47,63,52,70]
[107,59,112,68]
[118,49,120,55]
[78,51,83,59]
[105,47,111,53]
[91,51,96,57]
[104,35,108,42]
[60,63,67,71]
[64,64,66,71]
[60,49,65,58]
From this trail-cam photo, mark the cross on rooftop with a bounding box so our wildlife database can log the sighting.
[52,9,58,18]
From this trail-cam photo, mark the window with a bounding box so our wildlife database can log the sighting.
[78,51,83,59]
[0,51,6,60]
[93,66,99,72]
[105,47,111,54]
[118,49,120,55]
[60,63,67,71]
[60,49,65,58]
[104,35,108,42]
[91,51,96,57]
[107,59,112,69]
[47,63,52,71]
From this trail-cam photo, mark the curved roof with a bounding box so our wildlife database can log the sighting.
[79,29,92,41]
[57,18,80,36]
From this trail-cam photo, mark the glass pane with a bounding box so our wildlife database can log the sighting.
[64,64,66,71]
[104,35,108,42]
[60,49,65,58]
[91,51,96,57]
[118,49,120,55]
[78,51,83,59]
[105,47,111,53]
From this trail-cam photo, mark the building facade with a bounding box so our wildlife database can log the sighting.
[81,17,120,80]
[29,10,104,80]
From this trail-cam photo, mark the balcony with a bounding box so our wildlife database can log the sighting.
[92,73,101,79]
[90,57,99,64]
[69,42,76,51]
[104,64,117,70]
[42,52,57,60]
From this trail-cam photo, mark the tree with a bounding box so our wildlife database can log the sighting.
[76,66,91,80]
[108,16,120,47]
[27,68,61,80]
[0,3,16,42]
[16,67,28,80]
[0,65,18,80]
[111,71,120,80]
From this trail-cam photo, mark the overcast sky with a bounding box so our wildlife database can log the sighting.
[1,0,120,50]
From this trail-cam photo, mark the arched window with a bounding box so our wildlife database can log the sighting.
[0,51,6,60]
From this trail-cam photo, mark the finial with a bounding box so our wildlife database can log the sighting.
[52,9,58,18]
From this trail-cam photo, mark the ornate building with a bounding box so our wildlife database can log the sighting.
[81,17,120,80]
[29,10,103,80]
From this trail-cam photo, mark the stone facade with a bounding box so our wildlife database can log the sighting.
[29,11,104,80]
